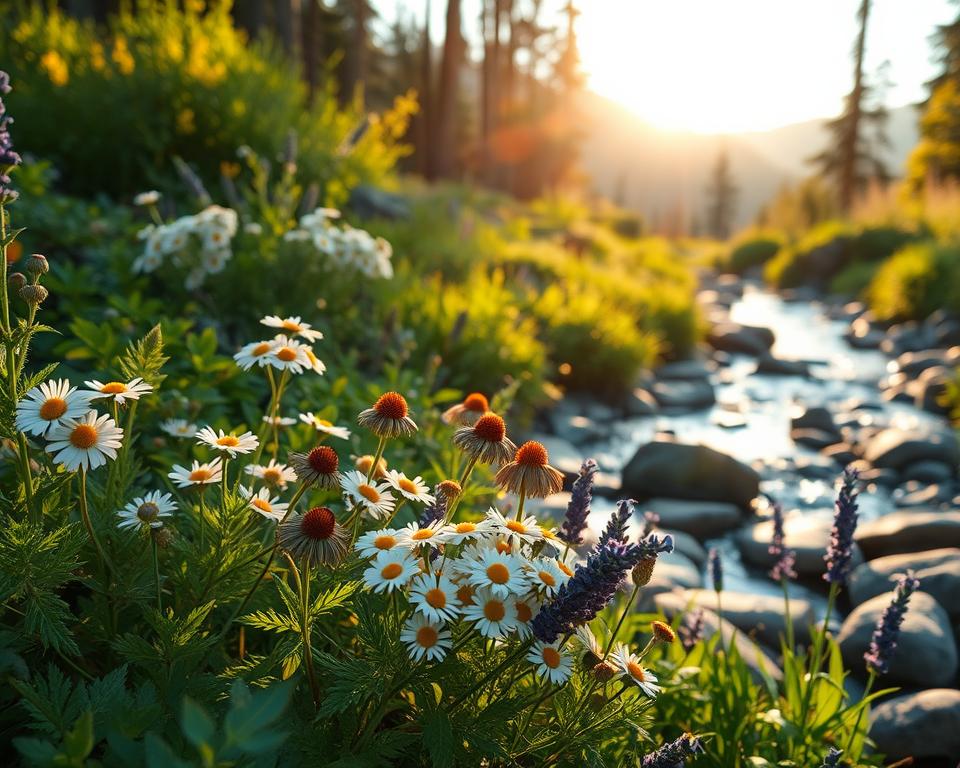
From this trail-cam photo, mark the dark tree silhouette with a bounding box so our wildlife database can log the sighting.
[705,149,738,240]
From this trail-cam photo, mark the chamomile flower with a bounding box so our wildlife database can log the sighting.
[117,491,176,531]
[239,486,289,522]
[400,614,451,662]
[262,415,297,427]
[84,377,153,406]
[201,247,230,274]
[234,339,278,370]
[396,520,448,550]
[575,625,604,663]
[454,582,477,609]
[260,315,324,342]
[537,525,564,554]
[556,549,579,580]
[513,595,541,639]
[299,412,350,439]
[168,458,223,488]
[611,643,660,697]
[462,587,518,639]
[341,470,395,519]
[385,470,436,505]
[409,572,461,622]
[527,642,573,684]
[442,518,497,545]
[363,549,420,593]
[45,410,124,472]
[463,548,529,598]
[302,346,326,375]
[245,459,297,489]
[486,507,544,547]
[160,419,198,439]
[526,557,570,598]
[196,426,259,457]
[355,528,403,559]
[133,190,161,206]
[15,379,95,437]
[267,335,312,374]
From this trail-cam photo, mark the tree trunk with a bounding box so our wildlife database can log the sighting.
[435,0,464,178]
[840,0,870,211]
[418,0,434,178]
[274,0,301,58]
[302,0,320,104]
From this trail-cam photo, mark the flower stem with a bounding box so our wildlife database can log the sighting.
[845,669,876,757]
[289,554,320,709]
[716,590,726,653]
[367,435,387,482]
[781,576,795,653]
[514,480,527,522]
[152,535,162,611]
[798,581,839,761]
[78,468,108,575]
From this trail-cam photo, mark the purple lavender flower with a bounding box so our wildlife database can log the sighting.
[824,468,860,586]
[768,502,797,582]
[708,547,723,592]
[864,570,921,675]
[679,608,705,652]
[0,70,22,205]
[641,733,705,767]
[819,747,843,767]
[598,498,635,548]
[531,534,673,644]
[559,458,597,545]
[418,489,447,528]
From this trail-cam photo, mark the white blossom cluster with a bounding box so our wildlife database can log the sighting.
[284,207,394,279]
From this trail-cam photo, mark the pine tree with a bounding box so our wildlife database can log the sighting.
[705,149,737,240]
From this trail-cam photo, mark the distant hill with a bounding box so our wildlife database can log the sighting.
[577,91,920,231]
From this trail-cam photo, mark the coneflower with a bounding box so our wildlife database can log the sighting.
[442,392,490,426]
[769,502,797,582]
[864,570,921,676]
[641,733,705,767]
[559,458,597,545]
[453,413,517,466]
[598,499,635,548]
[277,506,349,566]
[289,445,341,489]
[824,467,860,586]
[495,441,565,499]
[358,391,418,438]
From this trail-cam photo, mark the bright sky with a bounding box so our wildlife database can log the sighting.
[377,0,956,133]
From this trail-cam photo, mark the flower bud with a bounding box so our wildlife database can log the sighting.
[651,620,677,644]
[632,556,657,587]
[151,526,174,549]
[436,479,462,502]
[592,661,616,681]
[8,271,25,291]
[19,283,48,305]
[26,253,48,275]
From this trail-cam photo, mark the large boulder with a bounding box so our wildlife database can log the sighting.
[640,498,743,539]
[837,591,958,686]
[622,441,760,509]
[855,511,960,559]
[649,379,716,411]
[707,322,774,356]
[754,352,810,377]
[849,548,960,618]
[790,406,839,438]
[635,554,702,610]
[870,688,960,761]
[862,426,960,471]
[738,515,864,577]
[654,359,716,381]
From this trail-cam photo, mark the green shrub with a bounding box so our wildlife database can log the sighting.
[726,234,782,273]
[867,240,960,320]
[829,260,880,296]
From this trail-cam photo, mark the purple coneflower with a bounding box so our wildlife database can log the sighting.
[559,458,597,545]
[641,733,705,767]
[824,467,860,585]
[598,498,635,548]
[768,502,797,582]
[494,441,564,499]
[864,570,921,676]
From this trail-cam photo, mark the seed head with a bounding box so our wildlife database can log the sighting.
[20,284,48,305]
[26,253,48,275]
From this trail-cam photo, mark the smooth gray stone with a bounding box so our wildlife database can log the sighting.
[870,688,960,761]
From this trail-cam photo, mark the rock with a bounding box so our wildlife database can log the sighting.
[636,554,703,610]
[822,443,858,466]
[707,322,774,356]
[849,548,960,618]
[738,516,864,577]
[639,498,743,539]
[622,441,760,509]
[667,589,815,648]
[548,412,605,446]
[790,428,839,451]
[844,317,885,349]
[862,426,960,470]
[882,320,938,356]
[913,366,952,415]
[625,388,659,417]
[856,511,960,559]
[893,348,960,377]
[790,406,839,436]
[754,352,810,377]
[654,359,716,381]
[900,459,955,484]
[711,411,747,429]
[838,591,958,686]
[870,689,960,762]
[347,185,411,219]
[653,593,783,682]
[650,379,715,410]
[893,484,951,508]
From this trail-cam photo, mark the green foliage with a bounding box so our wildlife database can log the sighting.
[724,234,782,274]
[867,240,960,320]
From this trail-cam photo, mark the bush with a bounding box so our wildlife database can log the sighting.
[0,1,412,201]
[725,234,782,274]
[867,241,960,320]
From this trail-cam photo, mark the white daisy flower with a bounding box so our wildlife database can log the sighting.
[462,587,518,639]
[400,613,451,663]
[442,518,497,545]
[486,507,544,547]
[385,470,436,505]
[196,426,259,457]
[15,379,95,437]
[45,410,124,472]
[201,227,232,253]
[132,249,163,274]
[526,557,570,598]
[341,470,396,519]
[84,377,153,406]
[537,525,564,554]
[396,520,448,549]
[260,315,324,343]
[462,548,530,598]
[133,190,161,206]
[409,572,461,622]
[234,339,279,370]
[201,247,231,274]
[362,549,420,594]
[611,643,660,697]
[527,642,573,685]
[239,486,288,522]
[160,419,198,439]
[513,594,541,639]
[575,625,604,660]
[244,459,297,489]
[299,412,350,439]
[262,415,297,427]
[556,549,580,580]
[302,346,326,375]
[168,458,223,488]
[266,335,311,374]
[117,490,176,531]
[355,528,404,559]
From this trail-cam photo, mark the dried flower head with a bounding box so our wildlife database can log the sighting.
[20,284,48,305]
[453,413,517,466]
[289,445,341,489]
[592,661,617,681]
[650,620,676,644]
[277,506,349,566]
[26,253,49,275]
[8,272,25,292]
[357,391,418,437]
[442,392,490,426]
[494,441,565,499]
[631,556,657,587]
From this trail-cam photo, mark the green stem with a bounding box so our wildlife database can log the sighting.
[602,583,641,660]
[449,641,532,711]
[367,435,387,482]
[716,589,725,653]
[78,468,108,575]
[514,482,527,522]
[781,577,795,653]
[798,581,839,761]
[291,555,320,708]
[152,535,162,611]
[845,669,875,758]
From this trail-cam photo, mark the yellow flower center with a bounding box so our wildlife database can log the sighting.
[263,468,282,483]
[416,626,438,648]
[217,435,240,447]
[276,347,297,362]
[374,535,396,550]
[282,320,302,332]
[516,602,532,623]
[399,478,418,494]
[540,527,557,540]
[381,562,403,580]
[425,588,447,609]
[538,570,556,587]
[495,540,512,554]
[39,397,67,421]
[252,342,271,356]
[627,662,645,681]
[542,647,562,669]
[455,522,476,534]
[558,562,574,577]
[315,418,333,428]
[252,499,272,513]
[100,382,127,394]
[411,529,434,541]
[137,502,160,521]
[486,563,511,585]
[69,424,98,449]
[483,600,506,622]
[358,484,380,503]
[189,468,213,482]
[505,520,527,534]
[457,584,475,605]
